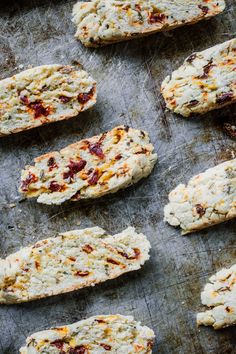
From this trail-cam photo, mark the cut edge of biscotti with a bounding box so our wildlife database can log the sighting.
[19,125,157,205]
[161,38,236,117]
[72,0,226,47]
[19,314,155,353]
[0,226,151,304]
[164,158,236,235]
[0,64,97,136]
[197,264,236,330]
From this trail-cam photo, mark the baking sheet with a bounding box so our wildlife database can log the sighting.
[0,1,235,353]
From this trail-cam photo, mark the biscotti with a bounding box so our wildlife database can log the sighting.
[0,226,150,304]
[164,159,236,234]
[20,314,155,353]
[19,125,157,205]
[0,65,96,136]
[197,264,236,329]
[72,0,225,47]
[161,39,236,117]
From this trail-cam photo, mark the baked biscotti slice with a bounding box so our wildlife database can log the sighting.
[19,125,157,205]
[161,38,236,117]
[0,226,150,304]
[20,314,155,353]
[72,0,225,47]
[0,65,96,136]
[197,264,236,329]
[164,159,236,234]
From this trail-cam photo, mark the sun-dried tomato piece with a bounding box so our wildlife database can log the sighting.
[115,154,122,161]
[21,173,38,192]
[47,157,58,171]
[198,5,209,14]
[118,251,129,259]
[63,170,74,181]
[149,12,165,24]
[89,143,105,159]
[82,244,94,254]
[80,140,90,151]
[51,339,64,349]
[216,92,233,105]
[47,157,55,167]
[100,343,112,350]
[69,345,88,354]
[135,148,148,154]
[59,95,72,103]
[88,169,99,185]
[63,160,87,181]
[75,271,90,277]
[225,306,234,313]
[133,248,141,259]
[187,100,199,108]
[78,87,95,104]
[68,256,76,262]
[49,181,63,192]
[107,258,120,265]
[35,261,40,270]
[96,319,106,323]
[69,160,87,174]
[28,101,50,119]
[195,204,206,217]
[118,248,140,260]
[147,340,154,350]
[198,59,215,79]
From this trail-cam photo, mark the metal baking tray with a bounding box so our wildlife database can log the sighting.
[0,1,235,353]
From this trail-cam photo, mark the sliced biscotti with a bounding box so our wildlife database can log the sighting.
[20,314,155,353]
[19,126,157,205]
[161,38,236,117]
[72,0,225,47]
[164,159,236,234]
[0,65,96,136]
[0,226,150,304]
[197,264,236,329]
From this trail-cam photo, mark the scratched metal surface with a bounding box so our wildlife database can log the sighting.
[0,1,236,353]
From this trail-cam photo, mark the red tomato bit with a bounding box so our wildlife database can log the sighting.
[89,143,105,159]
[21,173,38,192]
[78,87,95,104]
